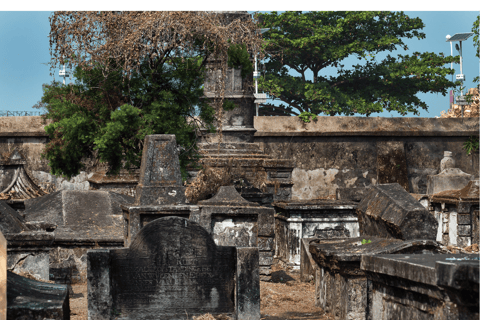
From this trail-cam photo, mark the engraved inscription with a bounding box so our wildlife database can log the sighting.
[110,217,235,318]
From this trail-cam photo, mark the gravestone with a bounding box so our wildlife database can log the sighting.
[88,216,260,320]
[0,231,5,320]
[356,183,437,240]
[134,135,186,205]
[427,167,475,195]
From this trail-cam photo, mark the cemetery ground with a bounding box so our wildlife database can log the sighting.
[67,259,331,320]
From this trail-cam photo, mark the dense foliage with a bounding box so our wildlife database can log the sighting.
[257,11,460,116]
[41,12,260,179]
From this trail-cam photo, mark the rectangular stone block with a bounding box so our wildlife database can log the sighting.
[376,141,410,192]
[0,231,5,320]
[259,266,272,276]
[426,168,475,195]
[236,247,260,320]
[457,214,471,225]
[259,251,273,266]
[87,249,112,320]
[473,210,479,245]
[258,209,275,237]
[457,225,471,236]
[356,183,437,240]
[258,237,273,251]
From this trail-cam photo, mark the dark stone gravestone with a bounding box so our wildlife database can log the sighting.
[88,216,260,320]
[361,254,479,320]
[134,134,186,205]
[356,183,437,240]
[7,270,70,319]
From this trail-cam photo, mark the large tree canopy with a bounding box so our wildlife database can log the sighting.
[257,11,460,116]
[41,11,261,179]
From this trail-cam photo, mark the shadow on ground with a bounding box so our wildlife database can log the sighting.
[270,270,296,283]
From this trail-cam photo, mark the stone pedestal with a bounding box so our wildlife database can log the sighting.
[274,200,359,268]
[134,135,186,206]
[427,168,475,195]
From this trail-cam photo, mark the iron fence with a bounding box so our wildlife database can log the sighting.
[0,111,45,117]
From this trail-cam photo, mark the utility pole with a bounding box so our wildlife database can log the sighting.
[59,65,70,85]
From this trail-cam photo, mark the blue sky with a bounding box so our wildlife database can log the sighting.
[0,9,478,117]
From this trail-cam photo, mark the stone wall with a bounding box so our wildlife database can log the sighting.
[254,116,479,199]
[1,116,478,198]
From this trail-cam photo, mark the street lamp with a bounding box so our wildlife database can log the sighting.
[446,32,474,117]
[446,35,453,109]
[253,28,270,116]
[59,64,70,85]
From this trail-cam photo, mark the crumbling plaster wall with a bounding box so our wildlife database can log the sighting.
[254,116,479,200]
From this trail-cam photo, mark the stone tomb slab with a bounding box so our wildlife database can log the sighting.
[361,254,479,319]
[88,216,260,320]
[356,183,437,240]
[309,237,440,320]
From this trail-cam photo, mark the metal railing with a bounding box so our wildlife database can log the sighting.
[0,111,45,117]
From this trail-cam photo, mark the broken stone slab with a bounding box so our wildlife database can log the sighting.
[361,254,479,319]
[274,200,359,268]
[356,183,437,240]
[135,134,186,205]
[309,237,441,320]
[0,200,29,234]
[88,216,260,320]
[0,231,5,320]
[426,167,475,195]
[7,270,70,319]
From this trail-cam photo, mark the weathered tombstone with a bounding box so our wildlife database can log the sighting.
[0,231,5,320]
[7,271,70,320]
[88,216,260,320]
[134,134,186,205]
[196,186,274,280]
[356,183,437,240]
[7,190,133,284]
[376,141,409,192]
[361,254,479,319]
[429,179,479,247]
[274,199,359,268]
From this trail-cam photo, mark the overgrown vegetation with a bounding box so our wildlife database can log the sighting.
[463,136,479,156]
[39,12,262,179]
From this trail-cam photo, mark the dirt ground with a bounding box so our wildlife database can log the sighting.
[69,262,330,320]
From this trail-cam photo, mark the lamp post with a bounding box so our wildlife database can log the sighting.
[446,35,454,109]
[59,65,70,85]
[446,32,474,117]
[253,28,270,116]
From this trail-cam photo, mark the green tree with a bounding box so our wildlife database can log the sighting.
[257,11,460,116]
[41,57,215,180]
[472,14,479,85]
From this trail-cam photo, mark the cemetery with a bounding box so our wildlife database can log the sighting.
[0,10,479,320]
